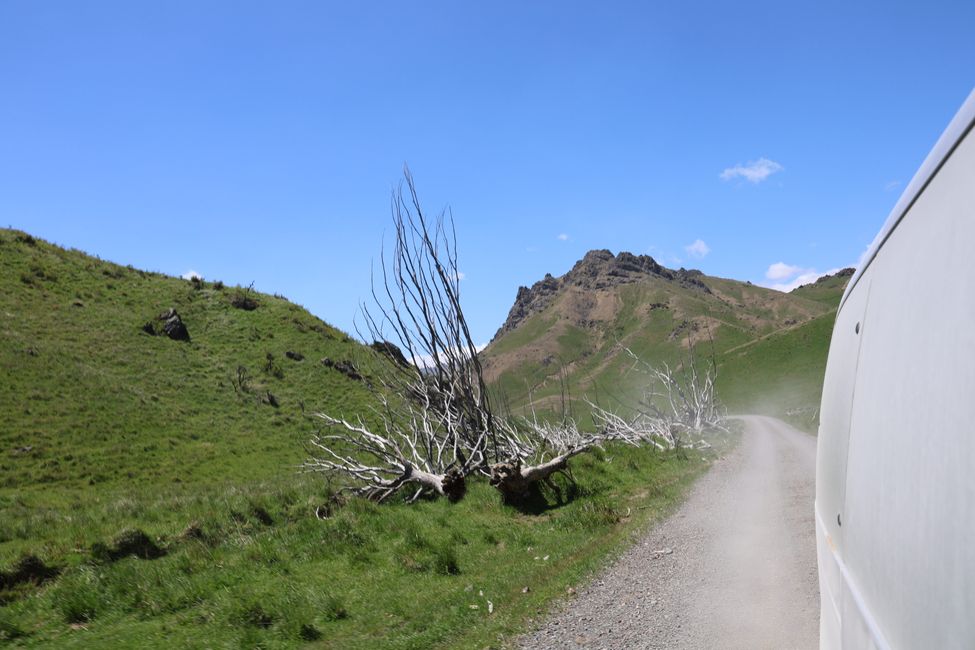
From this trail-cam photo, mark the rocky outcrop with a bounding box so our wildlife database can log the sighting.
[143,308,190,342]
[371,340,409,368]
[493,249,710,340]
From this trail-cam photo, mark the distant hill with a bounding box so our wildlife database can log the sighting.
[482,249,852,432]
[0,229,381,499]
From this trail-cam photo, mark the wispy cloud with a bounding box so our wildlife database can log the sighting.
[181,269,202,281]
[884,180,901,192]
[557,233,569,241]
[454,271,466,281]
[684,239,710,259]
[720,157,783,184]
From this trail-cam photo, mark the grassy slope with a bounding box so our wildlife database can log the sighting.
[715,275,848,432]
[0,230,713,648]
[484,271,833,424]
[0,228,377,504]
[485,263,850,434]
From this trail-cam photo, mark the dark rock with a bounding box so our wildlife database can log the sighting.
[263,391,279,408]
[371,340,410,367]
[157,308,190,342]
[334,360,362,381]
[285,350,304,362]
[321,358,362,381]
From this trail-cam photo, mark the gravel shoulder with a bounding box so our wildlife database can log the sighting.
[517,415,819,650]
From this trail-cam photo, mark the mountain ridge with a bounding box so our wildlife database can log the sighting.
[482,248,853,430]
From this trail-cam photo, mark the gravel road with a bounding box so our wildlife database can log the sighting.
[517,415,819,649]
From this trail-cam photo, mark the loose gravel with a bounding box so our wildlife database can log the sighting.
[517,415,819,650]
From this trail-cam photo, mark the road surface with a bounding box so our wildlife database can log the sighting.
[517,415,819,649]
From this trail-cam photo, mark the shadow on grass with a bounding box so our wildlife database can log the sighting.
[505,471,583,515]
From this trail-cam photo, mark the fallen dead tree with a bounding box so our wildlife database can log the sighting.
[487,417,641,503]
[304,392,482,503]
[591,341,727,451]
[303,167,720,505]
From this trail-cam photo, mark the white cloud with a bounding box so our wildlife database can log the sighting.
[454,271,466,281]
[684,239,710,258]
[557,233,569,241]
[884,180,901,192]
[181,269,202,281]
[761,263,843,292]
[720,157,783,184]
[765,262,805,281]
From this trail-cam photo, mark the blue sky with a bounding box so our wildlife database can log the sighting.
[2,1,973,344]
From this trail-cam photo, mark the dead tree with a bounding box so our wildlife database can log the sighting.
[487,413,641,504]
[591,340,726,451]
[303,391,482,502]
[304,167,648,504]
[304,166,495,502]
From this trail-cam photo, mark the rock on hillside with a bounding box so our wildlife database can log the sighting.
[494,249,709,340]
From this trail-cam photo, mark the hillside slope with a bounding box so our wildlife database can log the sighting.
[717,268,851,431]
[482,249,847,424]
[0,228,379,499]
[0,229,711,649]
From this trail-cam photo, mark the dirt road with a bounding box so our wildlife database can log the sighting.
[518,415,819,649]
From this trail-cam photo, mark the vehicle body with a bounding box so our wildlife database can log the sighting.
[816,89,975,649]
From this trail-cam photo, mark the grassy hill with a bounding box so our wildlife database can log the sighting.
[0,230,711,648]
[0,228,379,499]
[716,269,851,431]
[482,250,851,431]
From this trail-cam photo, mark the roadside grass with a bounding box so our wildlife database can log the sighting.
[1,444,712,648]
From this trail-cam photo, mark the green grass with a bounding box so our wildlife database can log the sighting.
[2,444,712,648]
[0,228,381,505]
[716,311,838,432]
[0,229,717,648]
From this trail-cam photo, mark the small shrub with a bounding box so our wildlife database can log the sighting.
[262,391,280,408]
[231,287,259,310]
[262,353,284,379]
[213,280,225,290]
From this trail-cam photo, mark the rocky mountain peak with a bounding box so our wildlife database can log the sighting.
[492,249,711,341]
